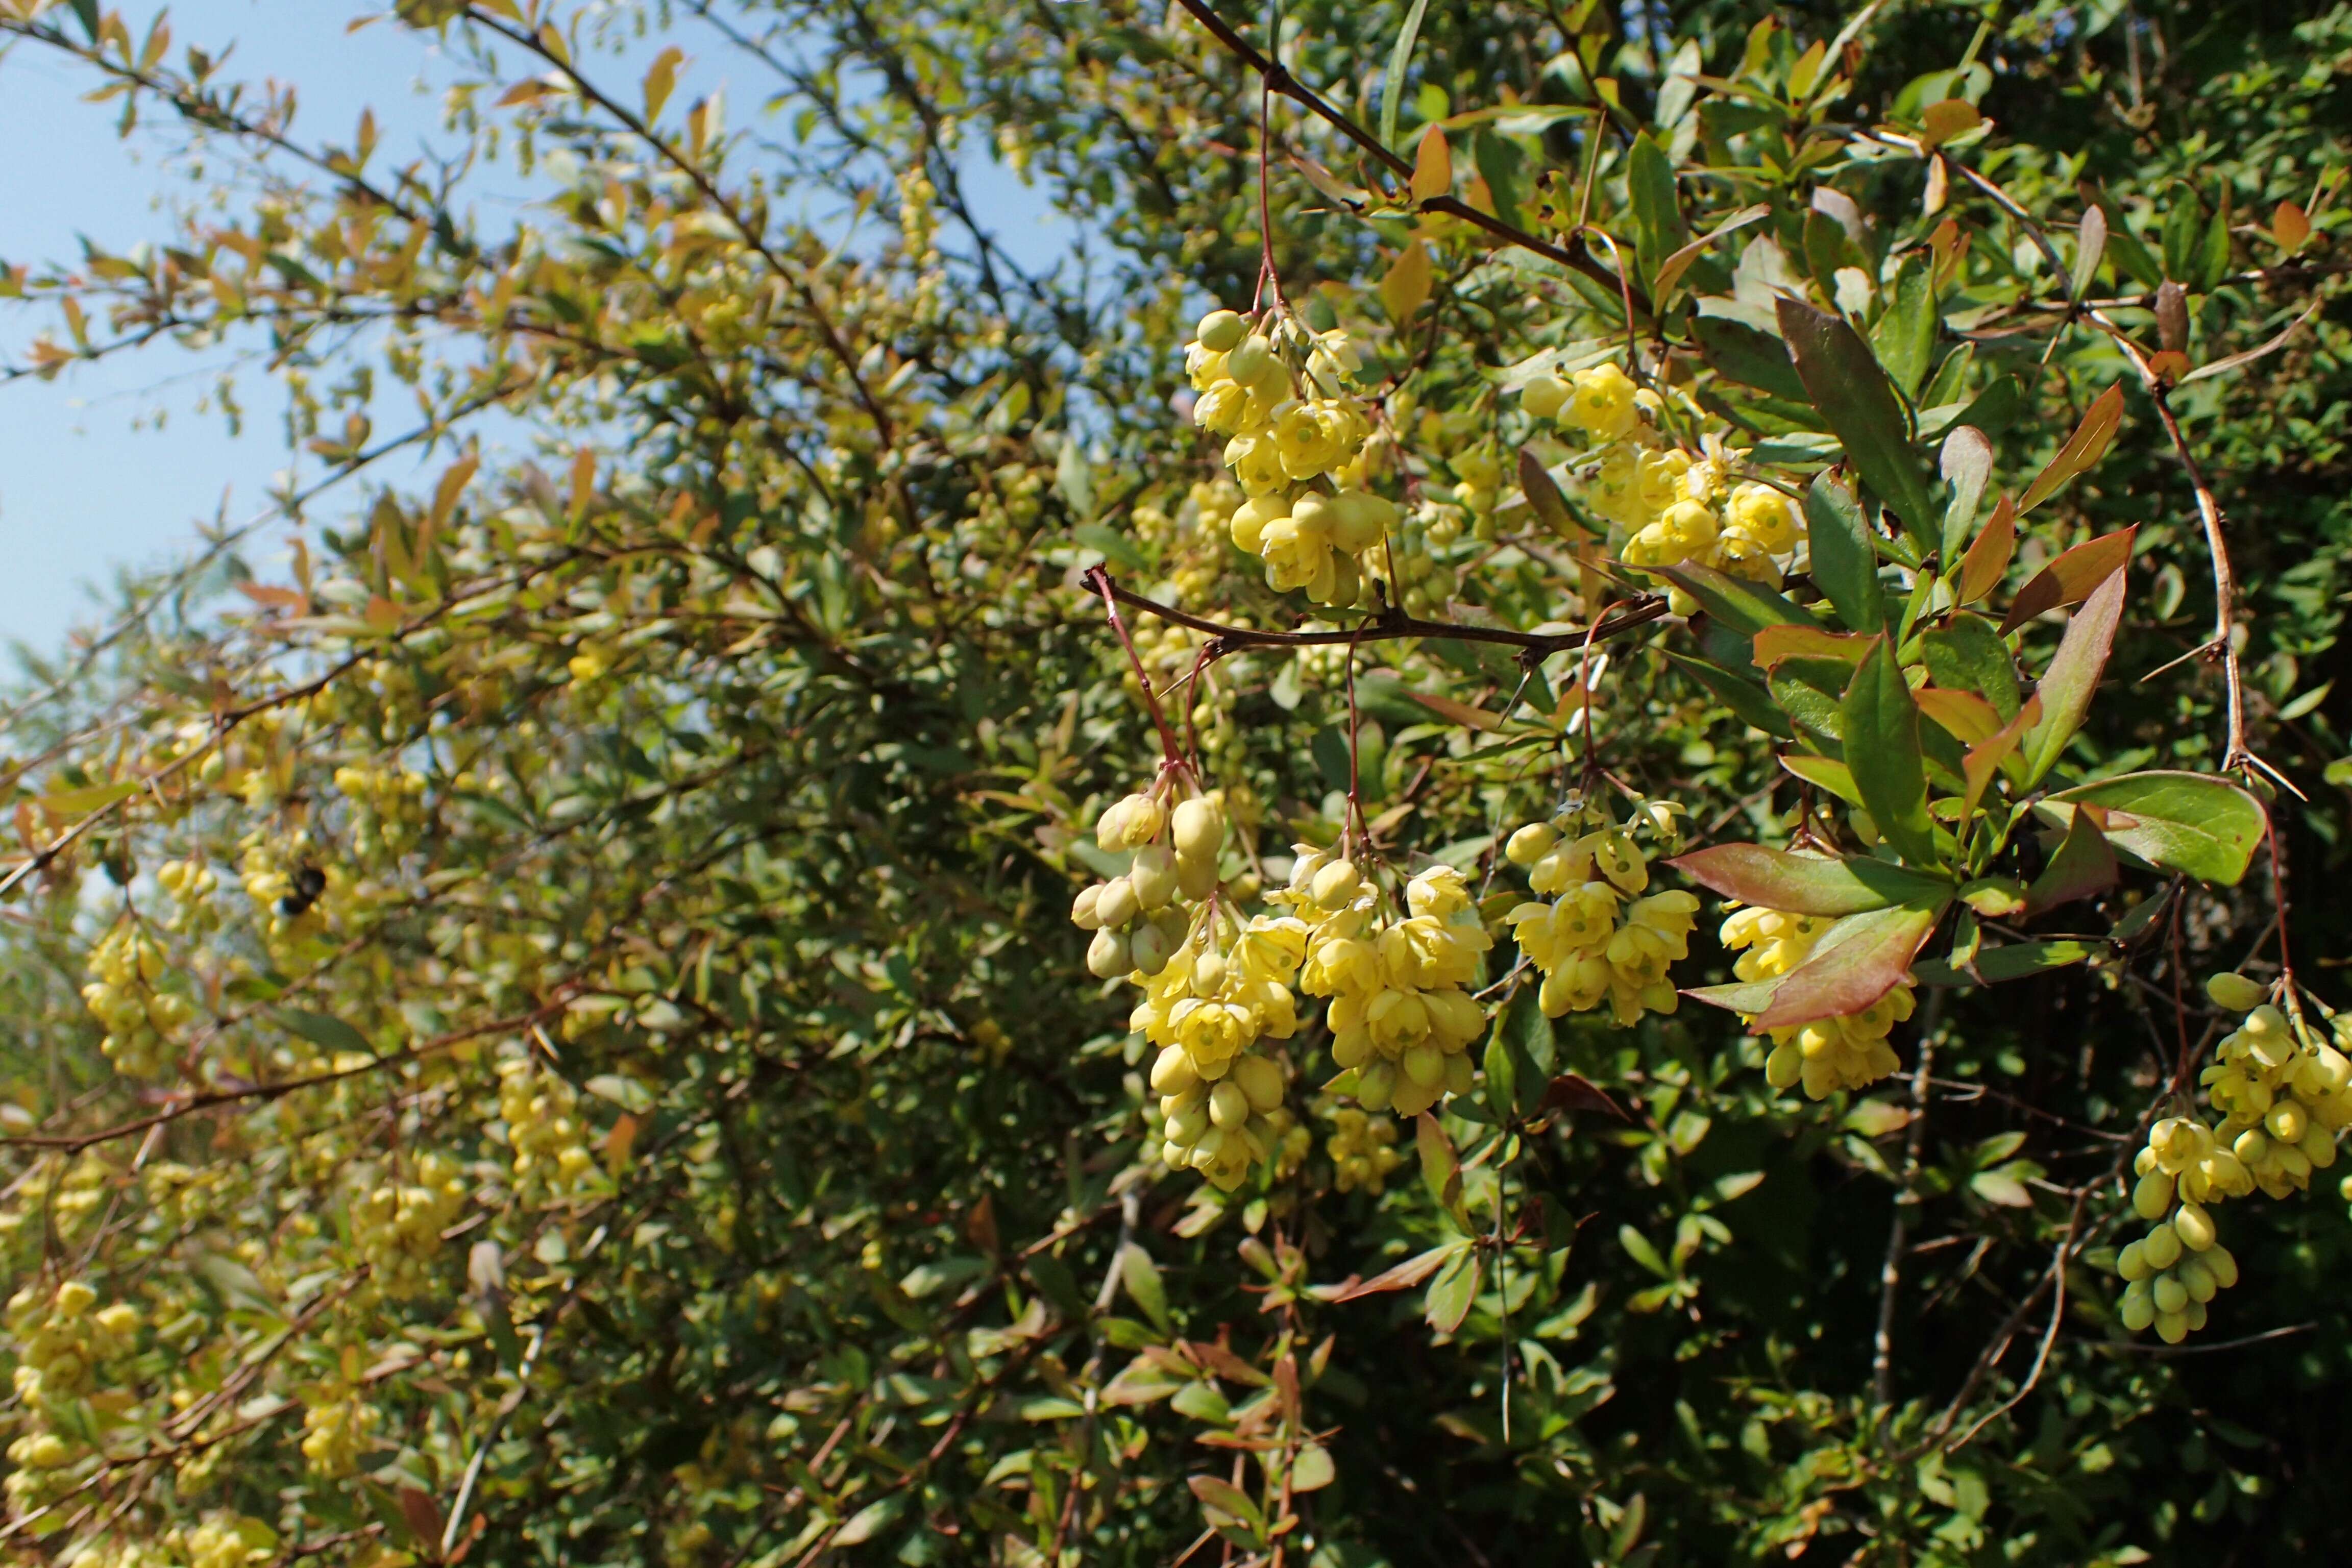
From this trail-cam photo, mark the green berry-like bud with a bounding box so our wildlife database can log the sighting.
[1196,309,1247,353]
[1519,374,1569,420]
[2206,971,2268,1012]
[1226,334,1273,383]
[1086,927,1132,979]
[1233,1054,1285,1114]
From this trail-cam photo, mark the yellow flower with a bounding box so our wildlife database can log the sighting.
[1562,362,1640,440]
[1725,481,1800,552]
[1272,398,1361,480]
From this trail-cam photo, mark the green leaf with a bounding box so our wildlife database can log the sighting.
[1970,1169,2035,1208]
[280,1009,374,1058]
[1842,639,1939,866]
[2021,568,2128,786]
[1922,615,2021,719]
[1290,1443,1337,1492]
[1118,1242,1171,1333]
[1423,1248,1483,1334]
[1869,255,1937,397]
[1770,669,1847,751]
[1055,436,1096,522]
[1779,751,1862,804]
[1626,132,1689,287]
[1188,1474,1264,1538]
[1653,560,1820,638]
[1379,0,1433,153]
[1803,474,1884,632]
[1938,425,1994,566]
[1913,939,2095,987]
[2197,190,2233,291]
[1661,649,1792,739]
[1481,1027,1517,1118]
[1518,448,1592,537]
[2162,186,2203,283]
[1619,1224,1672,1279]
[1694,315,1808,403]
[2025,807,2119,914]
[2033,771,2268,885]
[1669,843,1951,916]
[1071,523,1145,574]
[1416,1112,1458,1208]
[1776,297,1941,554]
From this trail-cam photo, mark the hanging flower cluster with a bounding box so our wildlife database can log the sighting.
[1717,905,1916,1098]
[1505,798,1699,1027]
[1520,361,1803,593]
[1187,307,1399,610]
[2117,975,2352,1342]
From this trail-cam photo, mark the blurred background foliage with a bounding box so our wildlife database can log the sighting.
[0,0,2348,1563]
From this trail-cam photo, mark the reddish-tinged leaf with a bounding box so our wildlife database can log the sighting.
[1423,1250,1483,1334]
[1688,902,1945,1027]
[1409,126,1452,203]
[1750,902,1942,1028]
[1752,624,1875,671]
[1915,688,2001,745]
[236,580,308,611]
[2274,199,2312,251]
[2000,525,2137,633]
[398,1487,447,1553]
[1920,98,1984,146]
[1519,448,1589,537]
[2021,569,2128,785]
[1408,690,1503,731]
[1779,751,1861,804]
[1668,843,1949,916]
[1329,1242,1466,1302]
[2026,807,2119,915]
[1956,493,2016,605]
[1961,695,2042,823]
[2017,384,2125,514]
[1539,1072,1632,1120]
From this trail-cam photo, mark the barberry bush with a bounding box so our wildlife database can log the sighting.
[3,0,2351,1562]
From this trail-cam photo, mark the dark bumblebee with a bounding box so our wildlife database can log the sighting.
[278,864,328,918]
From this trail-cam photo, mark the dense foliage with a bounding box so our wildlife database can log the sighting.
[2,0,2351,1563]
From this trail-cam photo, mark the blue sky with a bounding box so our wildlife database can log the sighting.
[0,2,1073,657]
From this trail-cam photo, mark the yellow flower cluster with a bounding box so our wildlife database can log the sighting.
[5,1280,140,1521]
[238,832,342,943]
[1076,785,1303,1189]
[1287,853,1490,1119]
[0,1154,110,1243]
[1718,906,1916,1097]
[156,856,220,934]
[2116,976,2352,1342]
[1187,307,1398,609]
[82,921,191,1078]
[332,760,429,861]
[299,1390,382,1477]
[180,1515,279,1568]
[1326,1106,1405,1194]
[1520,362,1802,591]
[349,1152,469,1300]
[1505,802,1698,1027]
[498,1056,601,1200]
